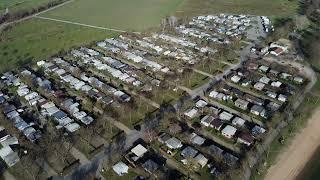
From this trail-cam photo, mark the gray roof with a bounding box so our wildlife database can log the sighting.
[208,144,224,156]
[142,159,159,173]
[52,111,68,120]
[165,137,182,149]
[181,146,198,158]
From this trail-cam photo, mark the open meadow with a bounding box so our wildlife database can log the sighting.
[177,0,298,17]
[0,0,55,14]
[41,0,184,31]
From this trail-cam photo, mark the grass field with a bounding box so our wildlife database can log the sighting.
[0,18,117,72]
[0,0,54,14]
[41,0,184,31]
[176,0,299,17]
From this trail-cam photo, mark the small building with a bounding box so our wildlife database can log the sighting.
[244,94,265,106]
[278,94,287,102]
[131,144,148,159]
[113,161,129,176]
[234,99,249,110]
[230,88,244,97]
[181,146,198,159]
[250,105,265,116]
[266,91,277,99]
[200,115,214,127]
[232,117,245,127]
[222,84,232,92]
[195,99,208,108]
[208,144,224,157]
[0,146,19,167]
[209,90,219,98]
[258,65,269,73]
[231,75,241,83]
[269,69,279,76]
[165,137,183,149]
[267,101,281,111]
[259,76,271,84]
[271,81,282,88]
[194,153,208,168]
[208,106,220,115]
[190,133,205,146]
[223,152,239,166]
[184,108,198,119]
[237,132,254,146]
[280,73,292,80]
[142,159,159,174]
[210,118,224,131]
[221,125,237,139]
[252,125,266,137]
[64,123,80,133]
[254,82,265,91]
[158,133,171,144]
[219,111,233,121]
[294,76,304,84]
[52,111,68,122]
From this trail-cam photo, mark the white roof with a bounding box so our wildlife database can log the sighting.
[194,153,208,168]
[219,111,233,121]
[231,75,241,83]
[184,108,198,118]
[0,146,19,167]
[271,81,282,87]
[46,106,60,116]
[259,76,271,84]
[195,99,207,108]
[113,161,129,176]
[232,117,245,126]
[222,125,237,136]
[209,90,219,98]
[64,123,80,133]
[165,137,182,149]
[1,136,18,147]
[131,144,148,157]
[41,101,55,109]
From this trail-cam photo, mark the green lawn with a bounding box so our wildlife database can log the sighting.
[179,71,210,89]
[41,0,184,31]
[176,0,299,18]
[0,0,54,14]
[0,18,117,73]
[116,98,158,128]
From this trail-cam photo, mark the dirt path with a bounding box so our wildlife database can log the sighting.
[265,108,320,180]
